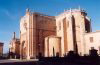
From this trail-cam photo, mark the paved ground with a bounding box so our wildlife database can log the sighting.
[0,59,38,63]
[0,58,99,65]
[0,59,39,65]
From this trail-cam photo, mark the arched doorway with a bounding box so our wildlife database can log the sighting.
[53,47,55,57]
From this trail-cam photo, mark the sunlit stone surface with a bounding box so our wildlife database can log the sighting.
[18,8,100,59]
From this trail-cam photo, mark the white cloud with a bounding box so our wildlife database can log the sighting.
[0,8,16,20]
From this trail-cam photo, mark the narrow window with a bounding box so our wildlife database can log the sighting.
[59,22,61,30]
[90,37,93,43]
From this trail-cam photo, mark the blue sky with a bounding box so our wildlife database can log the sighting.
[0,0,100,53]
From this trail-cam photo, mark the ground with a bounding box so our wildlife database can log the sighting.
[0,57,100,65]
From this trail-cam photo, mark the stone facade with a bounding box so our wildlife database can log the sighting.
[19,8,100,59]
[45,9,91,57]
[84,31,100,55]
[45,36,61,57]
[0,42,3,57]
[9,32,20,59]
[20,9,56,59]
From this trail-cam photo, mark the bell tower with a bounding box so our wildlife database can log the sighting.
[13,32,16,40]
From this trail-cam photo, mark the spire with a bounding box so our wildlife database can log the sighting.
[13,32,16,39]
[78,5,81,10]
[26,8,29,12]
[26,8,30,15]
[70,8,72,15]
[70,8,72,12]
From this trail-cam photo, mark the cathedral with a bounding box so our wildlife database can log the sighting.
[19,8,100,59]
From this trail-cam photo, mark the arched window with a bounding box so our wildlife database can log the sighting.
[59,22,61,30]
[90,37,93,43]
